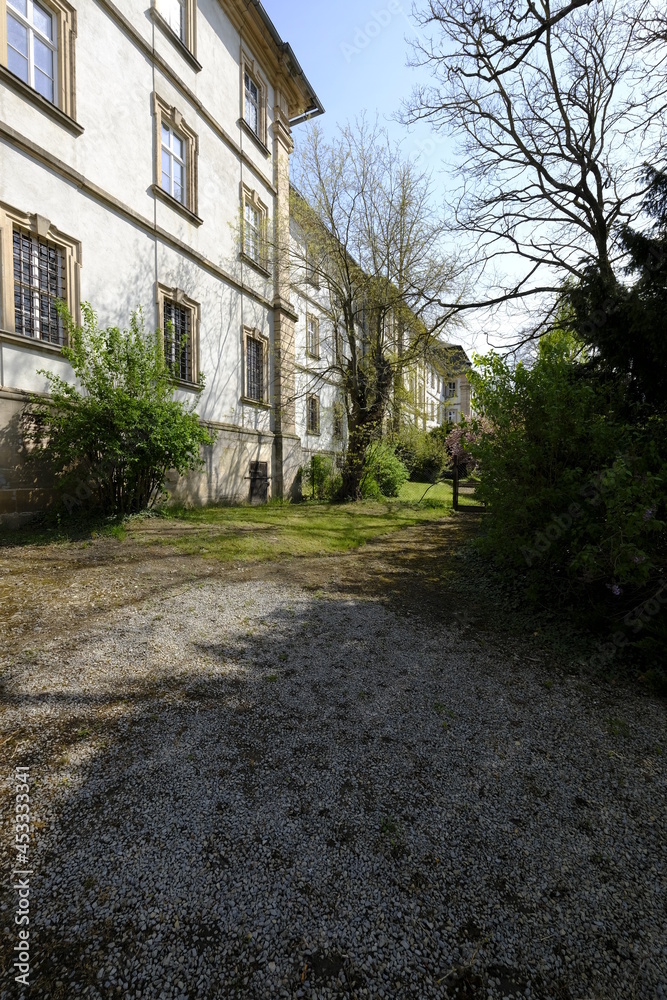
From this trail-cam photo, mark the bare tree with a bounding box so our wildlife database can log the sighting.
[289,120,460,497]
[404,0,665,341]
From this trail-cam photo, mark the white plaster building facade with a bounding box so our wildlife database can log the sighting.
[403,344,472,431]
[0,0,332,522]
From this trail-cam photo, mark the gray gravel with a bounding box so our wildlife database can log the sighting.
[1,578,665,999]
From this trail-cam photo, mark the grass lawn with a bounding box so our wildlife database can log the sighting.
[398,479,482,507]
[157,496,452,563]
[0,482,481,565]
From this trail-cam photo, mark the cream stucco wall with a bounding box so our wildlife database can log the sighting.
[0,0,326,521]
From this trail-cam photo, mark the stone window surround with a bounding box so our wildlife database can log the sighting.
[239,48,268,149]
[0,0,78,123]
[242,325,270,407]
[240,183,269,274]
[0,199,81,338]
[151,92,201,225]
[155,281,201,386]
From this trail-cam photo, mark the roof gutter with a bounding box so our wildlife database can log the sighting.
[246,0,325,125]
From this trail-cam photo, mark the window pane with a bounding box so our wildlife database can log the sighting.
[33,2,53,40]
[173,161,184,198]
[161,149,171,186]
[161,0,184,39]
[34,35,53,77]
[161,123,171,147]
[7,45,29,84]
[172,134,184,161]
[8,0,28,15]
[245,102,258,135]
[7,12,28,53]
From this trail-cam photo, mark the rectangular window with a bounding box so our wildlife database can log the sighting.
[246,335,264,402]
[152,94,200,222]
[307,394,320,434]
[244,71,259,135]
[448,409,457,423]
[447,380,457,398]
[241,53,266,145]
[244,201,260,263]
[159,0,184,40]
[12,227,64,343]
[161,122,186,204]
[241,186,268,271]
[333,402,344,439]
[7,0,57,103]
[156,283,199,384]
[430,400,435,421]
[163,299,191,382]
[306,313,319,358]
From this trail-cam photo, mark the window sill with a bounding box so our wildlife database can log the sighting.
[171,377,203,392]
[306,429,321,436]
[241,396,272,411]
[306,352,321,361]
[238,118,271,157]
[0,65,84,135]
[150,8,202,72]
[0,329,66,353]
[240,252,271,278]
[152,184,203,227]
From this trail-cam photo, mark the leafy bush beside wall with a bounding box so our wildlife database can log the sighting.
[24,304,216,517]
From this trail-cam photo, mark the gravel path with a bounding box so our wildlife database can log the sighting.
[1,571,665,1000]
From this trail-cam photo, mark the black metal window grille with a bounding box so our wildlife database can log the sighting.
[307,395,319,433]
[164,300,191,382]
[246,336,264,401]
[13,228,65,344]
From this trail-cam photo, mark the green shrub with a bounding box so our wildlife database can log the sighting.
[302,454,342,500]
[24,303,216,516]
[394,424,450,482]
[361,442,409,498]
[468,341,666,622]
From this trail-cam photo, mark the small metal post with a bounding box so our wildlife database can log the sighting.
[453,454,459,511]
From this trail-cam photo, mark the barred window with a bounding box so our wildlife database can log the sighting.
[307,394,320,434]
[163,299,192,382]
[246,335,264,402]
[12,227,64,343]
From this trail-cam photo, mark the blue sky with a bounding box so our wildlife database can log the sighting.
[267,0,445,172]
[266,1,491,353]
